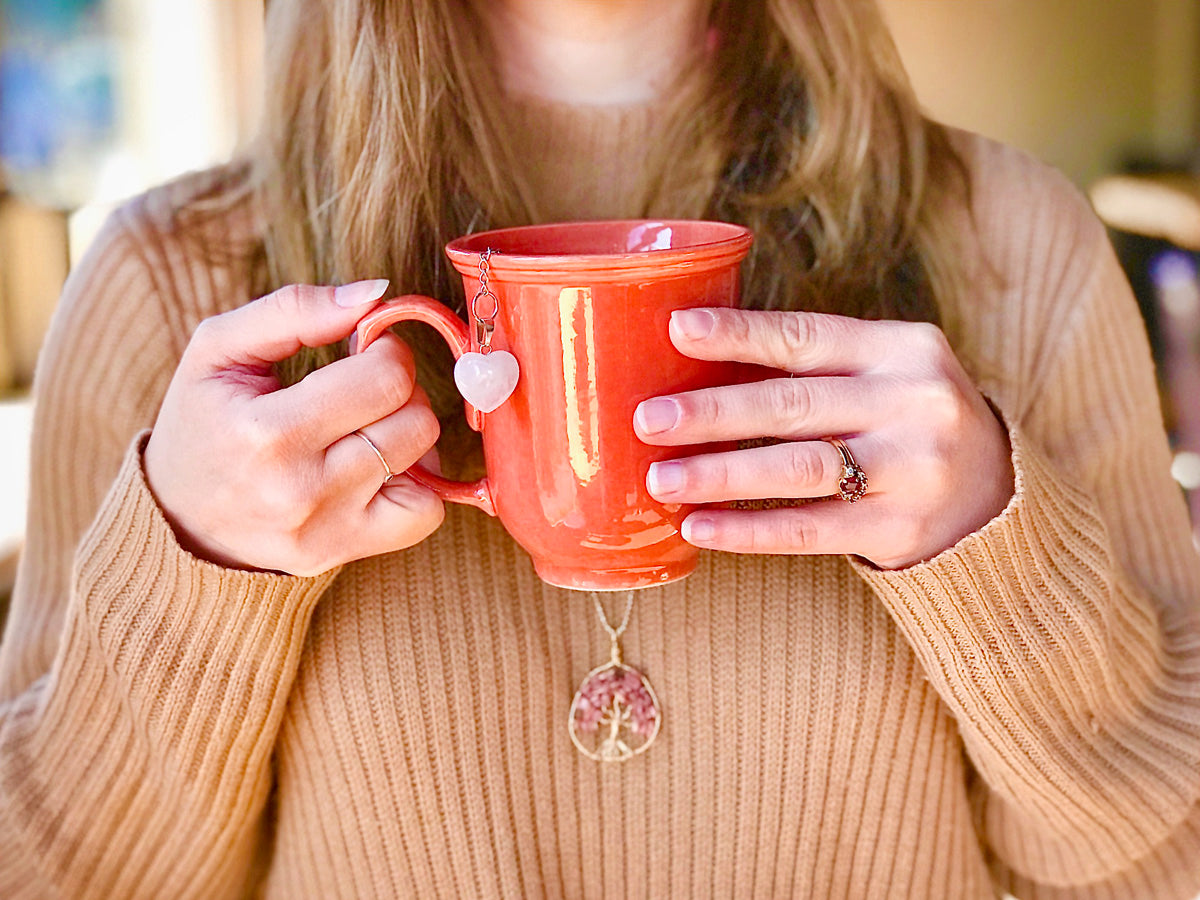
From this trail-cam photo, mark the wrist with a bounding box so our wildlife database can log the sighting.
[142,431,270,573]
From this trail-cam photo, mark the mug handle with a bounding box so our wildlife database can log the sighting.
[354,295,496,516]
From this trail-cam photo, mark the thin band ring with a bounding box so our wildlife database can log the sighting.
[826,437,868,503]
[352,429,397,483]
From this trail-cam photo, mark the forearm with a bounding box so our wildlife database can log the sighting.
[0,439,336,898]
[857,426,1200,885]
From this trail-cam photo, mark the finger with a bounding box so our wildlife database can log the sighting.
[417,444,443,475]
[186,280,390,372]
[270,331,418,447]
[668,307,937,376]
[324,472,445,563]
[324,389,441,501]
[360,473,446,555]
[634,375,892,445]
[646,439,858,504]
[678,501,877,557]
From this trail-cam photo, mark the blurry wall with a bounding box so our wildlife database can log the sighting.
[0,0,264,393]
[881,0,1200,186]
[107,0,263,201]
[0,0,264,580]
[70,0,263,264]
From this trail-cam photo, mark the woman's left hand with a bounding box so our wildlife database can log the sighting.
[633,307,1016,570]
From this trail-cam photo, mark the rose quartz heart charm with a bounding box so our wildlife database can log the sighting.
[453,350,519,413]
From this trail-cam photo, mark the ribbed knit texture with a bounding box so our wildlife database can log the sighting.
[0,105,1199,899]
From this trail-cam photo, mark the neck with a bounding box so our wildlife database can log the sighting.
[483,0,710,105]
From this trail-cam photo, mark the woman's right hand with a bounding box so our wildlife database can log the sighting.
[143,280,444,576]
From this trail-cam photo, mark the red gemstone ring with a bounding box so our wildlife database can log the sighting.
[826,437,868,503]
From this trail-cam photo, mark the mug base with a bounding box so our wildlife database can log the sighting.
[532,558,696,592]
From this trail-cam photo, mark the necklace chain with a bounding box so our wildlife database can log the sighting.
[590,591,634,642]
[591,591,634,667]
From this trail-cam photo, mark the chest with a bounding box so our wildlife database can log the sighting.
[268,507,969,898]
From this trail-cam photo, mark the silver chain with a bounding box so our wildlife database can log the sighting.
[469,248,498,353]
[590,590,635,642]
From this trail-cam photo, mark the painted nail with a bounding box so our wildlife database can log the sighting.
[682,516,715,543]
[647,460,684,496]
[671,308,715,341]
[334,278,390,307]
[635,398,680,435]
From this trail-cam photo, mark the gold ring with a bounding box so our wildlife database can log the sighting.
[352,429,396,483]
[826,437,868,503]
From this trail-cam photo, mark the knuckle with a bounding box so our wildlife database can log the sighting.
[720,308,751,344]
[237,419,313,501]
[377,369,415,413]
[263,479,316,532]
[239,413,282,457]
[189,315,222,349]
[705,394,736,432]
[275,408,314,448]
[367,331,414,368]
[773,513,817,553]
[779,312,817,358]
[261,284,296,317]
[365,356,416,412]
[907,322,956,371]
[267,283,319,315]
[919,376,956,408]
[779,443,827,489]
[907,321,947,352]
[919,379,969,433]
[381,332,417,372]
[243,407,308,460]
[410,405,441,452]
[771,378,813,429]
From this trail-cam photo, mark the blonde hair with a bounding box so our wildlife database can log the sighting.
[243,0,968,384]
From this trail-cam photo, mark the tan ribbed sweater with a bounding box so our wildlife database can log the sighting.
[2,103,1200,900]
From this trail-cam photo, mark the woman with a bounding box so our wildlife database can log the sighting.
[1,0,1198,896]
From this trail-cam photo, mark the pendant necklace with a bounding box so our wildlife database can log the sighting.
[568,591,661,762]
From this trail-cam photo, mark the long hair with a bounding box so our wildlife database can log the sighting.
[242,0,968,390]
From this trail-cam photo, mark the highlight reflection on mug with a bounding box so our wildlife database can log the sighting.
[559,287,601,485]
[626,222,673,252]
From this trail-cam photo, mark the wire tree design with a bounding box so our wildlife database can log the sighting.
[570,664,659,761]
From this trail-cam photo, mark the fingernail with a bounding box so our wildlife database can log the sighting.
[635,398,679,434]
[647,460,684,496]
[682,516,715,543]
[671,308,715,341]
[334,278,390,307]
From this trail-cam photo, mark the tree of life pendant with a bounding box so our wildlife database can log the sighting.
[568,593,661,762]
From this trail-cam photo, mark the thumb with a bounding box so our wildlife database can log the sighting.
[189,280,390,370]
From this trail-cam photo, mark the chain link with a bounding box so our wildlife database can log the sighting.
[590,591,635,642]
[469,248,499,354]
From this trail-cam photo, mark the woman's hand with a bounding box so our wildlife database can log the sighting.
[144,280,444,576]
[634,308,1015,570]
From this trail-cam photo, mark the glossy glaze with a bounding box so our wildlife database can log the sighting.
[355,220,753,590]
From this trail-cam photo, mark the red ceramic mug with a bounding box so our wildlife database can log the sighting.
[355,220,754,591]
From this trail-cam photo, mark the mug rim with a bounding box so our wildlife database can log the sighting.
[444,219,754,281]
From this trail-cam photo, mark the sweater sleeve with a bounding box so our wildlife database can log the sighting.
[0,196,335,899]
[855,149,1200,897]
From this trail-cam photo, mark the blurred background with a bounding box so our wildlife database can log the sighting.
[2,0,1200,600]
